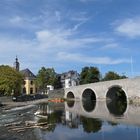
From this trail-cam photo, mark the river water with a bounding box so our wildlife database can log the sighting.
[0,100,140,140]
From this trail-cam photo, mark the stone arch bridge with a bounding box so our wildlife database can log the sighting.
[64,77,140,101]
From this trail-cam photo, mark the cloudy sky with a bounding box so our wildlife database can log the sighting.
[0,0,140,76]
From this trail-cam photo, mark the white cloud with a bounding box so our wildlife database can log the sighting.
[101,43,119,50]
[0,15,40,31]
[72,21,85,31]
[35,29,110,50]
[70,12,90,31]
[0,25,128,74]
[0,0,138,76]
[57,52,130,65]
[36,29,73,50]
[114,17,140,38]
[9,16,23,24]
[0,36,40,70]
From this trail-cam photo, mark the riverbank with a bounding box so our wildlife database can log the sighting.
[0,97,55,140]
[0,101,39,140]
[0,98,48,112]
[0,88,64,111]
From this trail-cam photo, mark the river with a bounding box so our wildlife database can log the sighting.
[0,100,140,140]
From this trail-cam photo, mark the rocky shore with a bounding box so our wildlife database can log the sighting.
[0,98,49,140]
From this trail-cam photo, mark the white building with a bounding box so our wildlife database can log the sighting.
[65,78,78,88]
[60,70,80,88]
[47,85,54,91]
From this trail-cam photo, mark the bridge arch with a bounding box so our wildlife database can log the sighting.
[66,91,75,108]
[66,91,75,100]
[106,85,127,101]
[106,85,127,116]
[82,88,96,101]
[82,88,96,112]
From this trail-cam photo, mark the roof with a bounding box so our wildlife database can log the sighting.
[20,68,36,78]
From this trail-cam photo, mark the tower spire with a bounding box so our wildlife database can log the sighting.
[13,56,20,71]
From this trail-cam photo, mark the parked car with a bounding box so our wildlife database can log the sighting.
[12,94,34,102]
[34,94,48,100]
[12,94,48,102]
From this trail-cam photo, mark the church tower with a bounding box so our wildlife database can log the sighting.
[13,56,20,71]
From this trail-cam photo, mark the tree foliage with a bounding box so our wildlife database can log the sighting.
[36,67,58,91]
[80,66,100,85]
[0,65,23,96]
[103,71,127,81]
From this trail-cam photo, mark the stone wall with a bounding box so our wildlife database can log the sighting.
[48,89,64,98]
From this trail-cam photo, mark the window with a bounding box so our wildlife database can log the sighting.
[30,88,33,94]
[23,87,26,94]
[30,81,33,85]
[23,80,26,85]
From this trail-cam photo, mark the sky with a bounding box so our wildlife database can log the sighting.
[0,0,140,77]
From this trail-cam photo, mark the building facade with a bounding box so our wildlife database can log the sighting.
[13,57,37,95]
[20,68,37,95]
[59,70,80,88]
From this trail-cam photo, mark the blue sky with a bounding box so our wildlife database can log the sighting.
[0,0,140,77]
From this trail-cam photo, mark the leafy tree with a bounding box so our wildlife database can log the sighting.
[81,117,102,133]
[103,71,127,81]
[53,75,62,89]
[121,75,127,79]
[36,67,58,91]
[80,66,100,84]
[0,65,23,96]
[36,67,47,91]
[45,68,57,85]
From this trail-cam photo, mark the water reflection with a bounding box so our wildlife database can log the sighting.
[35,103,64,132]
[67,100,75,108]
[35,102,102,132]
[81,116,102,133]
[106,86,127,116]
[64,111,80,128]
[106,99,127,116]
[34,100,140,140]
[82,99,96,112]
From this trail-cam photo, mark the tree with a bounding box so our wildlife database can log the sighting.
[36,67,47,92]
[80,66,101,85]
[103,71,127,81]
[45,68,57,85]
[36,67,58,92]
[53,75,62,89]
[0,65,23,96]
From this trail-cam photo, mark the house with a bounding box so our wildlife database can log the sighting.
[20,68,37,95]
[13,57,37,95]
[59,70,80,88]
